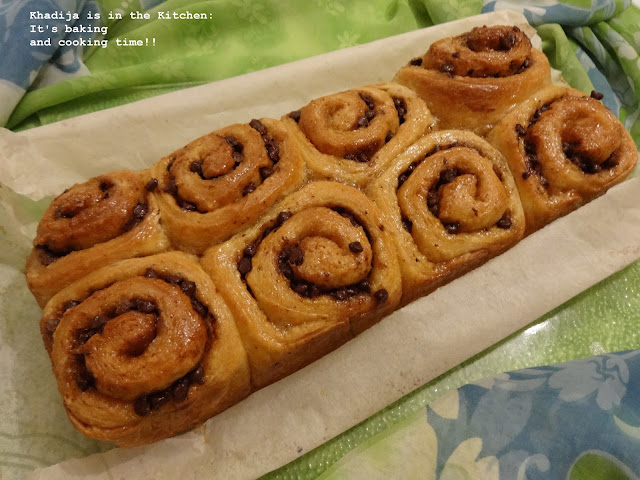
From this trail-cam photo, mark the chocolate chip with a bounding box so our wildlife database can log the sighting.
[402,217,413,233]
[232,151,244,166]
[76,369,95,392]
[444,222,460,234]
[452,52,460,58]
[344,151,370,163]
[225,136,242,152]
[89,314,108,331]
[293,283,310,297]
[191,298,208,317]
[289,110,302,122]
[242,182,256,196]
[385,131,394,143]
[349,241,363,253]
[276,210,292,225]
[243,242,258,258]
[180,279,197,297]
[44,318,60,336]
[133,203,147,220]
[393,97,407,124]
[171,378,190,402]
[500,32,517,50]
[356,116,369,128]
[145,178,159,191]
[188,365,205,385]
[249,119,267,136]
[114,299,134,316]
[136,299,156,314]
[287,245,304,266]
[409,57,423,66]
[440,168,460,185]
[590,90,604,100]
[515,124,526,137]
[238,257,252,276]
[63,300,80,311]
[164,176,178,195]
[164,274,181,285]
[99,181,110,192]
[279,259,294,280]
[333,288,349,301]
[265,139,280,163]
[365,109,376,121]
[260,166,274,180]
[76,329,94,346]
[374,289,389,304]
[440,61,455,74]
[149,391,170,410]
[359,93,375,110]
[497,214,512,229]
[357,279,370,292]
[144,268,158,278]
[134,395,152,416]
[522,171,531,180]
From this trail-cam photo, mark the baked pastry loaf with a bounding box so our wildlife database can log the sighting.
[152,118,305,254]
[40,252,251,447]
[282,83,434,188]
[367,130,525,304]
[25,170,170,307]
[487,85,638,234]
[394,25,551,135]
[201,181,402,388]
[24,23,638,449]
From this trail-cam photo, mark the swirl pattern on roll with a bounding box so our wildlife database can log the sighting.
[283,82,434,188]
[152,118,305,254]
[394,25,551,135]
[25,170,170,307]
[367,130,525,304]
[40,252,250,447]
[201,181,401,388]
[487,85,638,234]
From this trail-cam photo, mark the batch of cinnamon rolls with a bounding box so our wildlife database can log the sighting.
[26,25,638,447]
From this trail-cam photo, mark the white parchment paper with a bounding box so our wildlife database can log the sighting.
[0,10,638,480]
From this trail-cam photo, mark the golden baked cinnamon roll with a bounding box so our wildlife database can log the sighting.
[152,118,305,254]
[394,25,551,135]
[40,252,251,447]
[283,83,434,188]
[201,181,402,388]
[25,170,170,307]
[367,130,525,304]
[487,85,638,234]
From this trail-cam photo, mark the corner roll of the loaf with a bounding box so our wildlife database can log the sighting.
[486,85,638,234]
[393,25,552,135]
[25,169,170,308]
[39,252,251,447]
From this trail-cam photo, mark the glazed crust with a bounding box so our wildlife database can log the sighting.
[25,170,170,307]
[367,130,525,305]
[40,252,251,447]
[394,26,551,135]
[152,118,306,255]
[201,181,402,388]
[282,82,434,188]
[486,85,638,234]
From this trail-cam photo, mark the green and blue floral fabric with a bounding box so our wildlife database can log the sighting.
[317,351,640,479]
